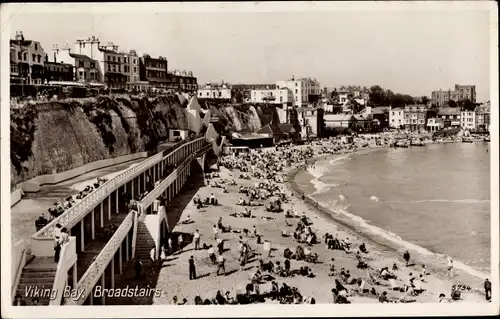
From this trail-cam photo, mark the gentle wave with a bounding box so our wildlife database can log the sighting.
[316,196,490,280]
[307,155,348,195]
[414,199,490,204]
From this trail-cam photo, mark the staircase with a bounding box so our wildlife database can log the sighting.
[105,220,157,305]
[15,257,57,306]
[76,213,128,280]
[135,221,156,265]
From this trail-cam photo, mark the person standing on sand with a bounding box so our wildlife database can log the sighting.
[216,254,226,276]
[178,234,184,252]
[194,229,200,250]
[403,250,410,267]
[134,259,143,279]
[189,256,197,280]
[484,278,492,301]
[160,246,167,263]
[446,257,454,277]
[213,225,219,240]
[168,237,173,254]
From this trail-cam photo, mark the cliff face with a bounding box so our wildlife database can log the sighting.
[10,96,281,188]
[204,101,281,132]
[10,95,189,188]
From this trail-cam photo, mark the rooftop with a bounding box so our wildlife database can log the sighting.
[437,107,461,116]
[69,53,92,60]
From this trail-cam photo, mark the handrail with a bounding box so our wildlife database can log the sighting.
[50,237,77,305]
[32,137,206,239]
[65,211,134,305]
[11,247,26,302]
[131,210,138,259]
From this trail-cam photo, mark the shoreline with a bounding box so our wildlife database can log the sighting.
[159,141,488,304]
[286,145,488,299]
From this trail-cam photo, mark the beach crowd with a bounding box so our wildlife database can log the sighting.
[140,135,490,305]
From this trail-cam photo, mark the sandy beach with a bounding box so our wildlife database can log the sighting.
[152,141,488,305]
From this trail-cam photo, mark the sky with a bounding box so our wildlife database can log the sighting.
[3,2,494,102]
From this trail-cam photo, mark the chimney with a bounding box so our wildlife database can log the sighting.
[53,52,57,63]
[15,31,24,41]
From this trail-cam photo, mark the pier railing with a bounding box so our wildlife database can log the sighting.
[138,155,194,211]
[50,236,77,305]
[31,136,206,240]
[64,211,134,305]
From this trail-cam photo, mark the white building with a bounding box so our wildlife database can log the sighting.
[250,88,293,106]
[71,36,128,89]
[389,107,405,128]
[123,50,140,89]
[197,84,232,99]
[338,92,349,104]
[427,118,444,132]
[460,110,476,131]
[275,77,321,107]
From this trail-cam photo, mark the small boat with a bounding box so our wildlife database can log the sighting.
[411,139,425,146]
[395,140,409,148]
[462,136,474,143]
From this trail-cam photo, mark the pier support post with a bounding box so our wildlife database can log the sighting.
[131,178,135,198]
[73,263,77,288]
[81,221,85,251]
[108,196,111,220]
[100,202,104,227]
[116,190,119,214]
[91,209,95,240]
[111,256,115,289]
[101,273,105,305]
[126,233,129,261]
[119,245,123,274]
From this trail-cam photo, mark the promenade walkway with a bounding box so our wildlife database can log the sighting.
[11,158,144,248]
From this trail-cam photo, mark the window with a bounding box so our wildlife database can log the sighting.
[32,54,36,61]
[79,61,84,68]
[108,65,111,71]
[118,57,121,63]
[113,56,116,62]
[219,91,222,97]
[113,65,116,72]
[392,112,395,115]
[173,130,180,137]
[134,67,137,73]
[38,55,41,63]
[295,89,298,94]
[79,71,83,78]
[108,56,111,61]
[118,65,121,72]
[133,59,136,64]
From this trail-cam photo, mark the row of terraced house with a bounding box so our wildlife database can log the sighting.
[389,103,491,133]
[10,31,198,92]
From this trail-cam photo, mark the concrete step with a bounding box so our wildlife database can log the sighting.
[19,276,56,282]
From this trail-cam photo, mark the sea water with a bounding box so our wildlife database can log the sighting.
[299,142,491,278]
